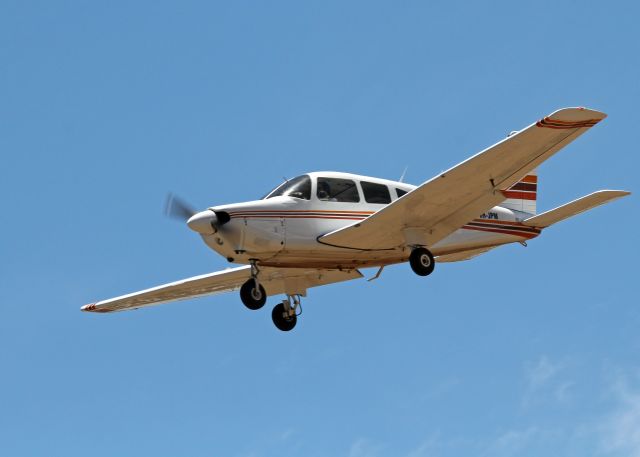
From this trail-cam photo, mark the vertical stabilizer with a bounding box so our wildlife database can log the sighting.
[501,170,537,215]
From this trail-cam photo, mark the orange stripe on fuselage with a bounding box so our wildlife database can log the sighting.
[463,225,539,239]
[472,218,534,227]
[228,209,375,215]
[231,214,366,220]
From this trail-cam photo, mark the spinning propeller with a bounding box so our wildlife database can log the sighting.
[164,193,197,221]
[164,193,229,235]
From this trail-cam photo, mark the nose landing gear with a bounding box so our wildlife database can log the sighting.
[240,280,266,310]
[240,262,266,310]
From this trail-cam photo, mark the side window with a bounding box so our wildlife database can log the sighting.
[317,178,360,202]
[361,181,391,204]
[396,188,408,198]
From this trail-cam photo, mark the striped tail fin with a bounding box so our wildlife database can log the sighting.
[501,170,537,215]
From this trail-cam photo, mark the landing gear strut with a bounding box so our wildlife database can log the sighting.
[240,261,266,310]
[409,247,435,276]
[271,295,300,332]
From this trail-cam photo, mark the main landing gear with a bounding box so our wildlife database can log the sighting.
[409,247,435,276]
[239,261,300,331]
[271,295,301,332]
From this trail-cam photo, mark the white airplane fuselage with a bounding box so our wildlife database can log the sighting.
[197,171,540,269]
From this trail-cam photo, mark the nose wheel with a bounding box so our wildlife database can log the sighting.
[271,295,300,332]
[409,247,435,276]
[240,280,266,310]
[240,262,266,310]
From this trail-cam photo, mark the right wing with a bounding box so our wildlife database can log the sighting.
[82,266,363,313]
[319,107,606,250]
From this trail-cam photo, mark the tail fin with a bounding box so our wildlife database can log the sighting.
[522,190,630,228]
[501,170,537,215]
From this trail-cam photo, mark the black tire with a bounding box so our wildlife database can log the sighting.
[240,280,267,310]
[271,302,297,332]
[409,247,435,276]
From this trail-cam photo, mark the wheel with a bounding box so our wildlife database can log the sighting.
[240,280,266,310]
[409,247,435,276]
[271,302,297,331]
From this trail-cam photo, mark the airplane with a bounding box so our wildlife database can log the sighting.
[82,107,630,331]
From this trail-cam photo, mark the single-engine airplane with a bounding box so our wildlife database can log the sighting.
[82,107,630,331]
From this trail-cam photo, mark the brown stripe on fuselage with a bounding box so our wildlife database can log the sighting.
[471,218,536,228]
[463,224,540,239]
[228,209,375,215]
[231,214,367,220]
[468,220,540,234]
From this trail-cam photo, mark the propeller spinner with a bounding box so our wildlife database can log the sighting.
[164,193,224,235]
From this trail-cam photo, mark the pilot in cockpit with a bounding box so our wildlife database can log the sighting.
[317,180,335,201]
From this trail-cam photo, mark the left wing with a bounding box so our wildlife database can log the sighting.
[82,266,362,313]
[319,107,606,251]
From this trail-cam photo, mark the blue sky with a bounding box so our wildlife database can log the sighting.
[1,1,638,456]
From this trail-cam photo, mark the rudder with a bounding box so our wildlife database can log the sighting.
[501,170,537,215]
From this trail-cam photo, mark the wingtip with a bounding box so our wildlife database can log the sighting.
[610,190,632,198]
[549,106,607,121]
[81,303,96,312]
[536,107,607,130]
[595,189,631,197]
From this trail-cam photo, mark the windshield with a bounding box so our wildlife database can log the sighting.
[263,175,311,200]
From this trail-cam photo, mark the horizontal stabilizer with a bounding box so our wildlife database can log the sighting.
[522,190,630,228]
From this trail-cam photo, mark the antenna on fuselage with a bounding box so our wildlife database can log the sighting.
[399,166,408,183]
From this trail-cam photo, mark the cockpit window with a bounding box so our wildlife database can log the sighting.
[361,181,391,204]
[264,175,311,200]
[317,177,360,202]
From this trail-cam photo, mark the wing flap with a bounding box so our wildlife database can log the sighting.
[82,267,363,313]
[522,190,630,228]
[319,107,606,250]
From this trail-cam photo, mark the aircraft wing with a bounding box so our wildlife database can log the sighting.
[318,107,606,250]
[82,266,363,313]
